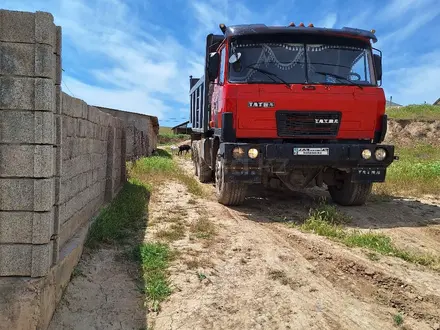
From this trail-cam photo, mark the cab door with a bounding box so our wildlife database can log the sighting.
[211,46,227,127]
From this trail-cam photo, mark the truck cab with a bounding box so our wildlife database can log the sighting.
[189,23,396,206]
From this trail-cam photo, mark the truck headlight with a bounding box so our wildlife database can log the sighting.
[248,148,259,159]
[361,149,372,160]
[232,147,245,158]
[375,148,387,161]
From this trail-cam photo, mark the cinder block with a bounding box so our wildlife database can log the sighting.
[0,10,35,43]
[35,11,56,47]
[55,85,62,114]
[0,211,32,243]
[31,243,53,277]
[61,93,86,118]
[0,144,53,178]
[54,175,61,205]
[35,78,55,111]
[53,205,60,235]
[0,178,53,211]
[52,235,60,265]
[55,54,62,85]
[86,171,93,187]
[0,76,34,110]
[53,145,61,177]
[55,114,62,146]
[0,42,34,76]
[32,211,54,244]
[34,178,55,212]
[0,179,33,211]
[87,106,99,124]
[34,111,55,143]
[35,43,56,79]
[55,26,62,55]
[64,116,76,137]
[0,244,32,276]
[62,137,73,160]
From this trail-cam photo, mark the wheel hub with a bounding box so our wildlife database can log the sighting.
[215,156,223,194]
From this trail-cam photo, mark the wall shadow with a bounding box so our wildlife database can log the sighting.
[49,180,151,330]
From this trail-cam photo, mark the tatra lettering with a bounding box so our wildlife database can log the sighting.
[315,119,339,124]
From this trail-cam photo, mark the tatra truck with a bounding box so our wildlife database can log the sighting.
[189,22,396,206]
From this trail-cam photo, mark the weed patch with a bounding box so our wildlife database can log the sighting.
[190,215,216,240]
[129,148,202,196]
[134,243,173,311]
[298,202,440,271]
[393,313,404,326]
[86,180,148,248]
[155,222,186,242]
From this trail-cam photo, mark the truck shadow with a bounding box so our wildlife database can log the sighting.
[231,185,440,230]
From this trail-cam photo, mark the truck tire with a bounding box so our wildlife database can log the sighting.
[197,157,212,183]
[192,140,212,183]
[215,151,247,206]
[191,141,199,176]
[328,181,372,206]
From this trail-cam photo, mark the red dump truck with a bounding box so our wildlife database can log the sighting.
[189,22,397,206]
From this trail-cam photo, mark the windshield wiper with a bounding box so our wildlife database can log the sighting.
[314,71,363,90]
[245,64,291,89]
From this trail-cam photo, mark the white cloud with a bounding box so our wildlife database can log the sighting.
[63,76,171,118]
[379,8,440,45]
[319,13,337,28]
[384,50,440,105]
[378,0,437,21]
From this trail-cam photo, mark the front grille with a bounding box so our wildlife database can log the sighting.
[276,111,341,137]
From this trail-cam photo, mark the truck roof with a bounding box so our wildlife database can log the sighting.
[224,24,377,43]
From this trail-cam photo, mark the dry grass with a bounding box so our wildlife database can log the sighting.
[386,104,440,120]
[297,202,440,271]
[184,257,214,270]
[128,149,202,196]
[373,143,440,197]
[190,215,216,240]
[155,222,186,242]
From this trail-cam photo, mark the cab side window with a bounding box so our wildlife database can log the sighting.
[219,47,226,84]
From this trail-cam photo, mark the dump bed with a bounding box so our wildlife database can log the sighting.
[189,34,224,134]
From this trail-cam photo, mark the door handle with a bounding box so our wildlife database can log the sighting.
[302,85,316,90]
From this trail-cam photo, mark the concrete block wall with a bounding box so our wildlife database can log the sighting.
[97,106,159,161]
[0,10,59,278]
[59,95,125,249]
[0,9,158,330]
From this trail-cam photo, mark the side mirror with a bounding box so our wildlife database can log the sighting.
[373,54,382,82]
[207,52,220,82]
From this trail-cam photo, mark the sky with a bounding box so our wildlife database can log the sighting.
[3,0,440,127]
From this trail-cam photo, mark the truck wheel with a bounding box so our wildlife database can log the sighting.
[328,181,372,206]
[197,157,212,183]
[215,151,247,206]
[191,141,199,176]
[192,140,212,183]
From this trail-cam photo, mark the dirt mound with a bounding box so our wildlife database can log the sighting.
[385,119,440,145]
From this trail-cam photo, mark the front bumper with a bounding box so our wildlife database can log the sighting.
[219,142,396,184]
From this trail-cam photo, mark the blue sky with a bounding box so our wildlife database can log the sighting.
[3,0,440,127]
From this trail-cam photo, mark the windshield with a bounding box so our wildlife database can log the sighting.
[228,37,375,86]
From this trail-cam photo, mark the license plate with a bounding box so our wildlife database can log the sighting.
[293,147,329,156]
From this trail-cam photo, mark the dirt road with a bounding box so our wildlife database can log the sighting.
[49,156,440,330]
[147,158,440,330]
